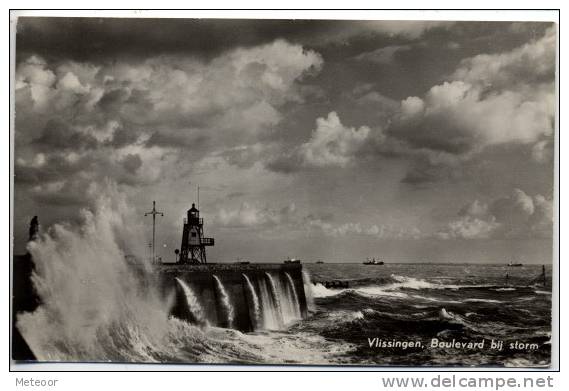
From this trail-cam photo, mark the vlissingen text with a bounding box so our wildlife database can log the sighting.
[367,338,540,351]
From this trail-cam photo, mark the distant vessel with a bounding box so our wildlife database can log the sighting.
[284,257,301,264]
[235,257,250,265]
[316,260,324,264]
[363,257,384,265]
[507,261,523,267]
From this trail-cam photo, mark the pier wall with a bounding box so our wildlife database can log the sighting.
[12,254,308,360]
[158,263,308,331]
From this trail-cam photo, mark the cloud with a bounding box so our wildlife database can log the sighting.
[300,112,372,167]
[381,27,556,184]
[355,44,412,64]
[438,189,553,239]
[215,202,296,228]
[452,25,556,89]
[120,154,142,175]
[532,139,554,163]
[437,216,499,240]
[407,27,554,152]
[14,39,324,219]
[307,218,423,240]
[32,119,100,151]
[392,80,554,154]
[314,21,453,44]
[362,21,454,39]
[16,39,323,150]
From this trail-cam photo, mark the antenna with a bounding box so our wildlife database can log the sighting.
[144,201,164,264]
[197,184,200,209]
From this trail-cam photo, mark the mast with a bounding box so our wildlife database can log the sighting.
[144,201,164,263]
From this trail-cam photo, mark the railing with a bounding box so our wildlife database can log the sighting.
[184,217,203,225]
[202,237,215,246]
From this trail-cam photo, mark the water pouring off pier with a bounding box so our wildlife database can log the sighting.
[153,200,308,331]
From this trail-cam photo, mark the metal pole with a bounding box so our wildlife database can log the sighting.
[145,201,163,264]
[152,205,156,263]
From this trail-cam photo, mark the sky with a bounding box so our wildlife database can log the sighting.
[13,17,556,263]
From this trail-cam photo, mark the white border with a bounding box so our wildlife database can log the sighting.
[3,7,562,387]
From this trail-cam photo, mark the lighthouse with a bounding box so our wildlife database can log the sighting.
[179,203,215,264]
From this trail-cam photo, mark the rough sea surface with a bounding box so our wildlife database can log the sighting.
[19,256,552,366]
[300,263,552,367]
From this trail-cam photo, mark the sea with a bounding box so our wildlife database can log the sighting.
[300,263,552,367]
[18,238,553,367]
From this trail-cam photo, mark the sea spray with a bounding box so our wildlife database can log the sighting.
[302,269,315,311]
[213,275,234,328]
[285,272,301,319]
[175,278,208,326]
[12,189,348,364]
[264,272,284,327]
[16,193,176,361]
[242,274,261,330]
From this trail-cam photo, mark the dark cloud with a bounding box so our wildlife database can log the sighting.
[33,119,99,151]
[15,153,95,185]
[31,182,92,207]
[96,88,131,113]
[15,17,455,63]
[145,131,209,150]
[120,153,142,174]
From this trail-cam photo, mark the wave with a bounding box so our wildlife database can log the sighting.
[312,274,509,302]
[311,283,347,298]
[463,298,504,304]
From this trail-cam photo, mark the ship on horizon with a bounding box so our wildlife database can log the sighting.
[363,257,384,265]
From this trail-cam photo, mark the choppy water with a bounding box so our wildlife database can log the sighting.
[300,263,552,367]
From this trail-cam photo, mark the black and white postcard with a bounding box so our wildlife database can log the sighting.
[11,13,557,368]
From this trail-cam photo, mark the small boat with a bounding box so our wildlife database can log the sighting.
[284,257,301,264]
[507,261,523,267]
[363,257,384,265]
[316,260,324,264]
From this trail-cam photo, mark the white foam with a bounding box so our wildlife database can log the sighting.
[311,283,346,298]
[463,298,503,304]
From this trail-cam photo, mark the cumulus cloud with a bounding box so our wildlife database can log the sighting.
[437,216,499,240]
[392,80,554,154]
[16,39,322,144]
[438,189,553,239]
[307,217,423,240]
[384,26,556,184]
[14,39,323,211]
[300,112,372,167]
[452,26,556,89]
[216,202,296,228]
